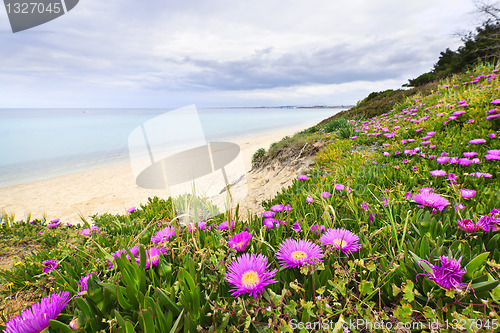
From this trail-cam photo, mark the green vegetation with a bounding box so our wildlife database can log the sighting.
[1,63,499,332]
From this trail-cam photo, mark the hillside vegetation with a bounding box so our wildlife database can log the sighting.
[1,63,500,332]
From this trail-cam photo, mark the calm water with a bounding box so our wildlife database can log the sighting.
[0,107,342,187]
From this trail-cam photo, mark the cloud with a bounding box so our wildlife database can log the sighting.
[0,0,478,107]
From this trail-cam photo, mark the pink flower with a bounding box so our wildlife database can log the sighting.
[491,99,500,104]
[457,219,478,233]
[228,231,253,252]
[430,170,447,177]
[127,207,136,213]
[459,189,476,199]
[298,175,308,181]
[262,211,275,218]
[469,139,486,144]
[334,184,345,191]
[457,158,472,166]
[321,192,331,199]
[306,196,314,203]
[485,154,500,161]
[488,149,500,156]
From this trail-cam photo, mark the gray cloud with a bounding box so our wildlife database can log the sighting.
[0,0,478,107]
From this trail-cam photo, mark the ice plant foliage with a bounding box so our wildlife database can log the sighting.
[320,228,361,254]
[5,291,71,333]
[419,256,467,290]
[276,239,324,268]
[225,253,277,298]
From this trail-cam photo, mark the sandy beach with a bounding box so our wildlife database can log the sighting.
[0,124,314,224]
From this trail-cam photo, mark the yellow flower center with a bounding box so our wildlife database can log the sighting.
[236,241,245,247]
[291,250,307,261]
[241,270,260,287]
[333,239,347,248]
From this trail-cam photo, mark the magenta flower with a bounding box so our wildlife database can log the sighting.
[485,154,500,160]
[430,170,447,177]
[457,219,478,233]
[228,231,253,252]
[320,228,362,254]
[292,222,302,232]
[477,215,499,232]
[77,272,95,293]
[309,224,325,235]
[457,158,472,166]
[143,247,165,269]
[298,175,308,181]
[42,260,58,273]
[459,189,476,199]
[486,114,500,119]
[263,218,276,229]
[334,184,345,191]
[491,99,500,104]
[276,239,325,268]
[151,226,181,243]
[5,291,71,333]
[271,204,285,212]
[463,152,478,158]
[321,192,331,199]
[80,226,99,237]
[419,256,467,290]
[488,149,500,156]
[284,204,292,212]
[453,111,465,116]
[412,189,450,211]
[107,246,140,269]
[469,139,486,144]
[436,156,450,164]
[360,202,369,210]
[262,210,275,218]
[218,220,235,230]
[225,253,278,299]
[47,219,60,228]
[127,207,136,213]
[306,196,314,203]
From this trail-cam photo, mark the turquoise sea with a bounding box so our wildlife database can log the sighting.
[0,107,343,187]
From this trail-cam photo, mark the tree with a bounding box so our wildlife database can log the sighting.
[404,1,500,87]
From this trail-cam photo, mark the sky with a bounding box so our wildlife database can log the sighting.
[0,0,483,108]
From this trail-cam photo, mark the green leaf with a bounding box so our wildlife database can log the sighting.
[49,319,74,332]
[471,280,500,293]
[403,280,414,303]
[359,280,374,296]
[156,287,182,316]
[409,251,431,274]
[464,252,489,280]
[138,309,155,333]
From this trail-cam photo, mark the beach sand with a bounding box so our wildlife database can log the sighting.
[0,124,313,223]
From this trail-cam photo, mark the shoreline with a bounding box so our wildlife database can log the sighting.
[0,123,315,224]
